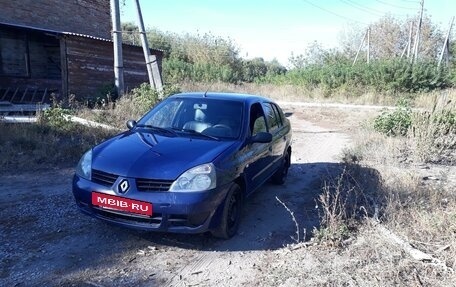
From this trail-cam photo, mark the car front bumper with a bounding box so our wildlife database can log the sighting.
[72,175,230,234]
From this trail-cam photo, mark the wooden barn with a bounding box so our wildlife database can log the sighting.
[0,22,163,105]
[0,0,163,109]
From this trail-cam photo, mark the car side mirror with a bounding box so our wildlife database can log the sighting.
[250,132,272,143]
[126,120,137,130]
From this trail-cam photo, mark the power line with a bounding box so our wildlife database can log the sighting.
[340,0,385,17]
[375,0,418,10]
[300,0,368,25]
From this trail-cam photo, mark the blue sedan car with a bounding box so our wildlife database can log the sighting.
[72,92,292,238]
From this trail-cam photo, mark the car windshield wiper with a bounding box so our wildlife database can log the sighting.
[135,124,178,136]
[178,128,220,141]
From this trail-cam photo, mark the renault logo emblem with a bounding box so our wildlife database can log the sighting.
[118,179,130,194]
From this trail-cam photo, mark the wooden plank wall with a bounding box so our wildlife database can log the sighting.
[0,0,111,39]
[65,35,163,100]
[0,27,61,97]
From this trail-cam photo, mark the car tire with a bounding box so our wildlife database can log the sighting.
[212,183,242,239]
[272,151,290,185]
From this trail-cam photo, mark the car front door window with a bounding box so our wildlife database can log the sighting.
[250,103,267,136]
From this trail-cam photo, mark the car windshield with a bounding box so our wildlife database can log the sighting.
[137,97,244,139]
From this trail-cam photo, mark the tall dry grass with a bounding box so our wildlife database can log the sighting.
[0,121,115,172]
[315,164,384,244]
[341,93,456,275]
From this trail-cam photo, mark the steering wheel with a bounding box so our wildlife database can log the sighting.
[212,124,231,130]
[210,124,233,137]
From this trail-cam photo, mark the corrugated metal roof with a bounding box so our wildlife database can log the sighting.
[0,21,111,41]
[0,22,164,53]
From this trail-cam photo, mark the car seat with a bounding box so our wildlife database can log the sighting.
[183,109,212,132]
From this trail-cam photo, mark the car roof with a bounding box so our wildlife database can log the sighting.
[168,92,274,105]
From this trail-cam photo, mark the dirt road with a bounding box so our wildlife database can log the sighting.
[0,106,351,286]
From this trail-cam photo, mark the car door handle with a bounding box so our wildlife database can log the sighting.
[268,147,272,152]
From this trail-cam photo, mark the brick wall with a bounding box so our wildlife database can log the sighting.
[0,0,111,38]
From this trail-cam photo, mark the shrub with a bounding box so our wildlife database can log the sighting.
[39,102,74,132]
[87,83,181,128]
[373,100,412,136]
[260,59,452,95]
[372,97,455,164]
[129,83,180,114]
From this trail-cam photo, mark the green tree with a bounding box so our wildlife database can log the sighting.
[243,58,267,82]
[121,22,140,46]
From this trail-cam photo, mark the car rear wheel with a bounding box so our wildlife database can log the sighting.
[212,183,242,239]
[272,151,290,185]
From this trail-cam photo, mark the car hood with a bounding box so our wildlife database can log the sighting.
[92,130,235,180]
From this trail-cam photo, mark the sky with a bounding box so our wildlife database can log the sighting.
[120,0,455,66]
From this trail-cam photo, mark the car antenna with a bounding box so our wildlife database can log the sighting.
[204,82,214,97]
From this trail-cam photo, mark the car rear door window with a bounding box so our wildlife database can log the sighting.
[262,103,280,132]
[271,103,284,127]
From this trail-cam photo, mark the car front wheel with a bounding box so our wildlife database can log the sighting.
[212,183,242,239]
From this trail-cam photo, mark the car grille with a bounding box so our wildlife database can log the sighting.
[92,169,118,187]
[91,169,172,191]
[136,178,173,192]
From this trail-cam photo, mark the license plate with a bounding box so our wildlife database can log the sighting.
[91,192,152,216]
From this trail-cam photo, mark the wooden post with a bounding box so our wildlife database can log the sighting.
[367,27,370,64]
[133,0,163,92]
[413,0,424,63]
[110,0,125,96]
[59,37,68,99]
[438,16,454,68]
[407,22,413,58]
[353,30,367,66]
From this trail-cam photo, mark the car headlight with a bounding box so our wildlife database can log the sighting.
[169,163,216,192]
[75,149,92,180]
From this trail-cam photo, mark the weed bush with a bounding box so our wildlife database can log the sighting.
[124,83,180,117]
[78,84,181,129]
[372,96,455,164]
[315,165,384,244]
[40,103,74,131]
[373,101,412,136]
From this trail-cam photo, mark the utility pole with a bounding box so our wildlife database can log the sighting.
[412,0,424,63]
[401,22,413,59]
[438,16,454,68]
[367,27,370,64]
[353,29,367,66]
[407,22,413,58]
[110,0,124,96]
[133,0,163,92]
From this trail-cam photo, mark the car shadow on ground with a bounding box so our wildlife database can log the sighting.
[131,161,383,252]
